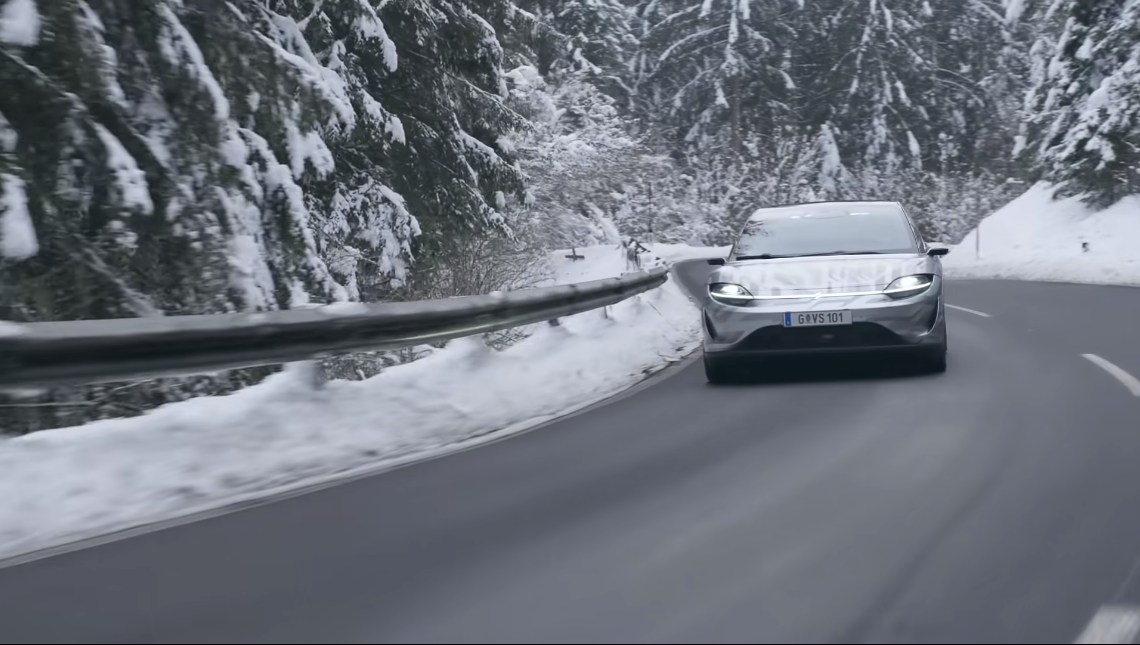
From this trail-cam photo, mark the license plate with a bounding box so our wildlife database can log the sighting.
[784,310,852,327]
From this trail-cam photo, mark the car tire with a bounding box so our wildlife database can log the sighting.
[704,353,736,384]
[923,344,948,373]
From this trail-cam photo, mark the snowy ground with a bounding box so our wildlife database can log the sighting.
[944,184,1140,287]
[0,244,709,560]
[650,243,732,263]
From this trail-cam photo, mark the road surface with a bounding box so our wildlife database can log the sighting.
[2,261,1140,644]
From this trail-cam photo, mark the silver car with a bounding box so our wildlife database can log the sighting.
[702,200,949,383]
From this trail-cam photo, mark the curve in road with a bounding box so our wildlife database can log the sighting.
[2,261,1140,644]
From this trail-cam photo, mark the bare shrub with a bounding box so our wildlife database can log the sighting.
[319,227,553,380]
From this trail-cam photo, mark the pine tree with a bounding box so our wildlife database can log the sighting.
[374,0,526,265]
[793,0,958,173]
[927,0,1024,173]
[1021,0,1140,207]
[560,0,634,69]
[631,0,795,157]
[0,0,529,431]
[507,0,638,113]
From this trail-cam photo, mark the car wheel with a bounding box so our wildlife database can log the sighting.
[704,353,736,384]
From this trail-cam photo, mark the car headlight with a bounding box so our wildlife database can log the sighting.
[884,274,935,299]
[709,282,753,303]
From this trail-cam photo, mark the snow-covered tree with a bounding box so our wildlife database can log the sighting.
[513,0,637,103]
[1021,0,1140,207]
[0,0,535,432]
[792,0,982,172]
[631,0,795,156]
[374,0,527,263]
[927,0,1026,173]
[0,0,423,320]
[502,64,647,247]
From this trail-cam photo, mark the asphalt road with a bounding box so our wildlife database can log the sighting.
[3,262,1140,644]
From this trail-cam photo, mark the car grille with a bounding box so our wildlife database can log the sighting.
[736,323,907,351]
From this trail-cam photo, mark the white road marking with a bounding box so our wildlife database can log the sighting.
[1083,354,1140,398]
[1076,606,1140,644]
[946,304,992,318]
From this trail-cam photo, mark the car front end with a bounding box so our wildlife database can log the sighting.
[701,200,950,382]
[701,253,948,379]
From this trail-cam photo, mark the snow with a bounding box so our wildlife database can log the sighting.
[944,183,1140,287]
[319,301,370,316]
[0,245,710,559]
[459,130,501,165]
[157,5,231,122]
[285,120,336,180]
[906,130,921,158]
[226,226,276,311]
[0,0,40,47]
[0,321,27,337]
[93,125,155,215]
[649,243,731,262]
[78,2,127,108]
[353,0,397,72]
[0,174,37,259]
[1005,0,1026,25]
[255,15,356,129]
[384,114,405,144]
[241,128,350,304]
[0,110,15,153]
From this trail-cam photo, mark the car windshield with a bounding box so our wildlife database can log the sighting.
[732,204,919,259]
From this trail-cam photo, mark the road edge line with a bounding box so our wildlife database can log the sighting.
[1083,354,1140,398]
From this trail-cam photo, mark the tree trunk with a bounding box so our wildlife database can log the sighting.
[730,74,742,158]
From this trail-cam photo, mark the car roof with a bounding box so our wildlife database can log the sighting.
[746,200,905,222]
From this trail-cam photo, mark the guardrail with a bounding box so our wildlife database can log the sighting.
[0,267,669,388]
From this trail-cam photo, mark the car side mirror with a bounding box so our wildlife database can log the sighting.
[927,247,950,257]
[707,258,726,266]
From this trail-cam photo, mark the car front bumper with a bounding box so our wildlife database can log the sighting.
[702,278,946,357]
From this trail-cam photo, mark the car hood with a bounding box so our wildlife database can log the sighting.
[710,254,938,296]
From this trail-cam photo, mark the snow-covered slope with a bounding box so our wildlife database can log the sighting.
[944,184,1140,286]
[0,245,708,560]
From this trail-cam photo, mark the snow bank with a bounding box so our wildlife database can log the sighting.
[0,0,41,47]
[0,246,702,560]
[944,184,1140,287]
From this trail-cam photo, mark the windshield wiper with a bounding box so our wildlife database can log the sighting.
[736,251,887,260]
[790,251,884,258]
[735,253,794,260]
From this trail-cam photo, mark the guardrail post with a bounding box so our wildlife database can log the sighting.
[976,221,982,259]
[289,360,326,390]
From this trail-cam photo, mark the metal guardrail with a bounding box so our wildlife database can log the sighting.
[0,267,669,388]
